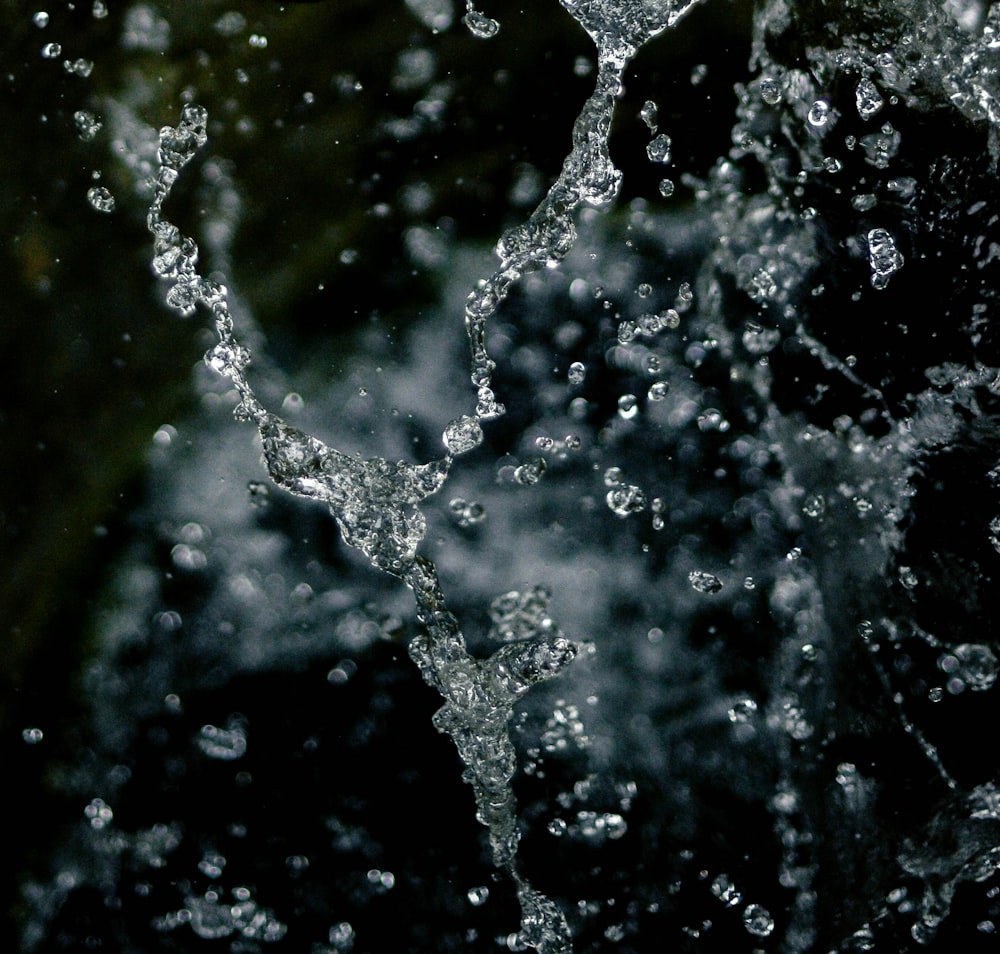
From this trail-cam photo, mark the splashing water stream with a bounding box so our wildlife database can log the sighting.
[10,0,1000,951]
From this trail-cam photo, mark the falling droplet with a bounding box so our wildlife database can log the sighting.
[86,185,116,213]
[646,133,672,163]
[742,903,774,937]
[462,7,500,38]
[443,415,484,455]
[689,570,723,594]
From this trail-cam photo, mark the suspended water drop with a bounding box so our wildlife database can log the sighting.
[807,98,833,128]
[689,570,723,593]
[443,415,484,455]
[73,109,102,141]
[855,77,885,120]
[759,75,782,104]
[742,903,774,937]
[86,185,116,213]
[63,58,94,77]
[567,361,586,385]
[468,886,490,906]
[606,484,646,516]
[618,394,639,419]
[640,99,658,131]
[22,727,44,744]
[514,457,546,485]
[40,42,61,59]
[462,6,500,39]
[867,227,904,289]
[33,11,49,28]
[802,493,826,518]
[648,381,669,401]
[646,133,672,163]
[658,178,675,197]
[952,643,999,691]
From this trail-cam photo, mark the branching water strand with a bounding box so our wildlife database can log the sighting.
[144,3,707,948]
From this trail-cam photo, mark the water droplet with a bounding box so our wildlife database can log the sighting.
[743,903,774,937]
[855,77,884,120]
[637,282,652,298]
[468,886,490,906]
[33,11,50,28]
[40,41,61,59]
[689,570,723,594]
[248,33,268,48]
[759,75,782,105]
[443,415,484,455]
[807,98,832,128]
[73,109,102,141]
[84,797,113,830]
[898,565,918,589]
[952,643,999,691]
[727,698,757,723]
[648,381,669,401]
[867,228,904,289]
[658,178,675,197]
[802,494,826,518]
[618,394,638,419]
[86,185,116,213]
[63,57,93,77]
[606,484,646,517]
[462,8,500,39]
[567,361,586,385]
[646,133,672,164]
[514,457,546,485]
[22,727,44,744]
[198,719,247,760]
[697,408,729,432]
[640,99,658,132]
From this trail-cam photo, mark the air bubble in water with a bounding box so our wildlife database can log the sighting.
[658,178,675,197]
[443,415,484,455]
[689,570,723,594]
[743,903,774,937]
[462,7,500,39]
[86,185,116,213]
[646,133,672,163]
[855,77,884,120]
[567,361,586,385]
[867,228,904,289]
[33,11,49,28]
[41,42,61,58]
[648,381,669,401]
[73,109,102,141]
[22,727,44,744]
